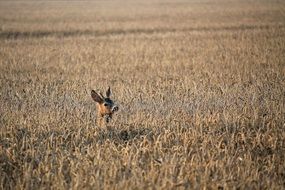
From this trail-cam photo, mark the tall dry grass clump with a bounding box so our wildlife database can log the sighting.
[0,0,285,189]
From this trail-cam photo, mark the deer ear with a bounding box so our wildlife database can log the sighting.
[106,87,111,97]
[91,90,103,103]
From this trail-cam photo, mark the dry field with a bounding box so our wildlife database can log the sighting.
[0,0,285,189]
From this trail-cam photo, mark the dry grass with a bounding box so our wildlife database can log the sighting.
[0,0,285,189]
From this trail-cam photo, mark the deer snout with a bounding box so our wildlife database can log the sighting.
[112,105,119,113]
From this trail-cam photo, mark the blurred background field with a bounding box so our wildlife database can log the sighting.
[0,0,285,189]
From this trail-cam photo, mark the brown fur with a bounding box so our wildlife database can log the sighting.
[91,87,119,127]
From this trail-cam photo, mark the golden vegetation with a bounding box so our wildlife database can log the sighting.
[0,0,285,189]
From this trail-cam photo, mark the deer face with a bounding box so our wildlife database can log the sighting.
[91,87,119,123]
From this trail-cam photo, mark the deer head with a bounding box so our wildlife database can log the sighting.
[91,87,119,124]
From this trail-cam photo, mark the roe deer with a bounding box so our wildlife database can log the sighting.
[91,87,119,127]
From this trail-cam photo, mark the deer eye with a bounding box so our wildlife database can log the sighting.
[103,103,108,107]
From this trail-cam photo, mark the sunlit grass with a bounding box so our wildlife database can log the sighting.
[0,0,285,189]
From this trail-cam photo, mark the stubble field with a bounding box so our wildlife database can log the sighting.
[0,0,285,189]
